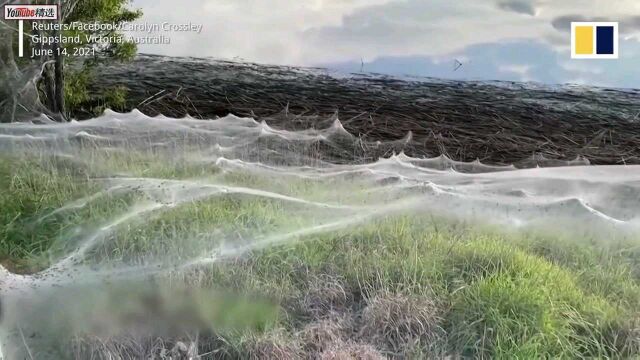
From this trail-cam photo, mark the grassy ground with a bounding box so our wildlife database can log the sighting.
[2,152,640,359]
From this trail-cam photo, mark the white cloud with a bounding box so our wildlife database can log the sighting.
[498,64,533,81]
[130,0,395,63]
[128,0,640,86]
[559,61,604,75]
[130,0,638,65]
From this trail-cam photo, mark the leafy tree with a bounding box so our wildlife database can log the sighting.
[1,0,142,121]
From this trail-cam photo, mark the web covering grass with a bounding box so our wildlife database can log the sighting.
[1,111,640,358]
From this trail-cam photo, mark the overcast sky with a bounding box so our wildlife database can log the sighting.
[130,0,640,88]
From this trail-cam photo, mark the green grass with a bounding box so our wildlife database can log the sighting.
[2,151,640,359]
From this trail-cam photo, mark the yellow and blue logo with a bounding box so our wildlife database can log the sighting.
[571,22,618,59]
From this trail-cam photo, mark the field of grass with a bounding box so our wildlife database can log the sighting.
[2,150,640,359]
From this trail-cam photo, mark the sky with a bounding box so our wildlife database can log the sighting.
[130,0,640,88]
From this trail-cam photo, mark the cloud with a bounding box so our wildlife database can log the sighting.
[498,64,533,81]
[300,0,640,63]
[127,0,640,87]
[130,0,640,63]
[551,15,640,34]
[301,0,552,63]
[323,39,640,88]
[129,0,395,63]
[497,0,537,16]
[325,41,558,83]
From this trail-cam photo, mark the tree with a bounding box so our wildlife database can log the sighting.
[59,0,141,117]
[1,0,142,121]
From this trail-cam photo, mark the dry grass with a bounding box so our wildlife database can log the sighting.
[298,314,353,352]
[91,54,640,165]
[318,341,385,360]
[301,274,353,319]
[611,315,640,356]
[71,335,198,360]
[359,291,444,355]
[242,331,304,360]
